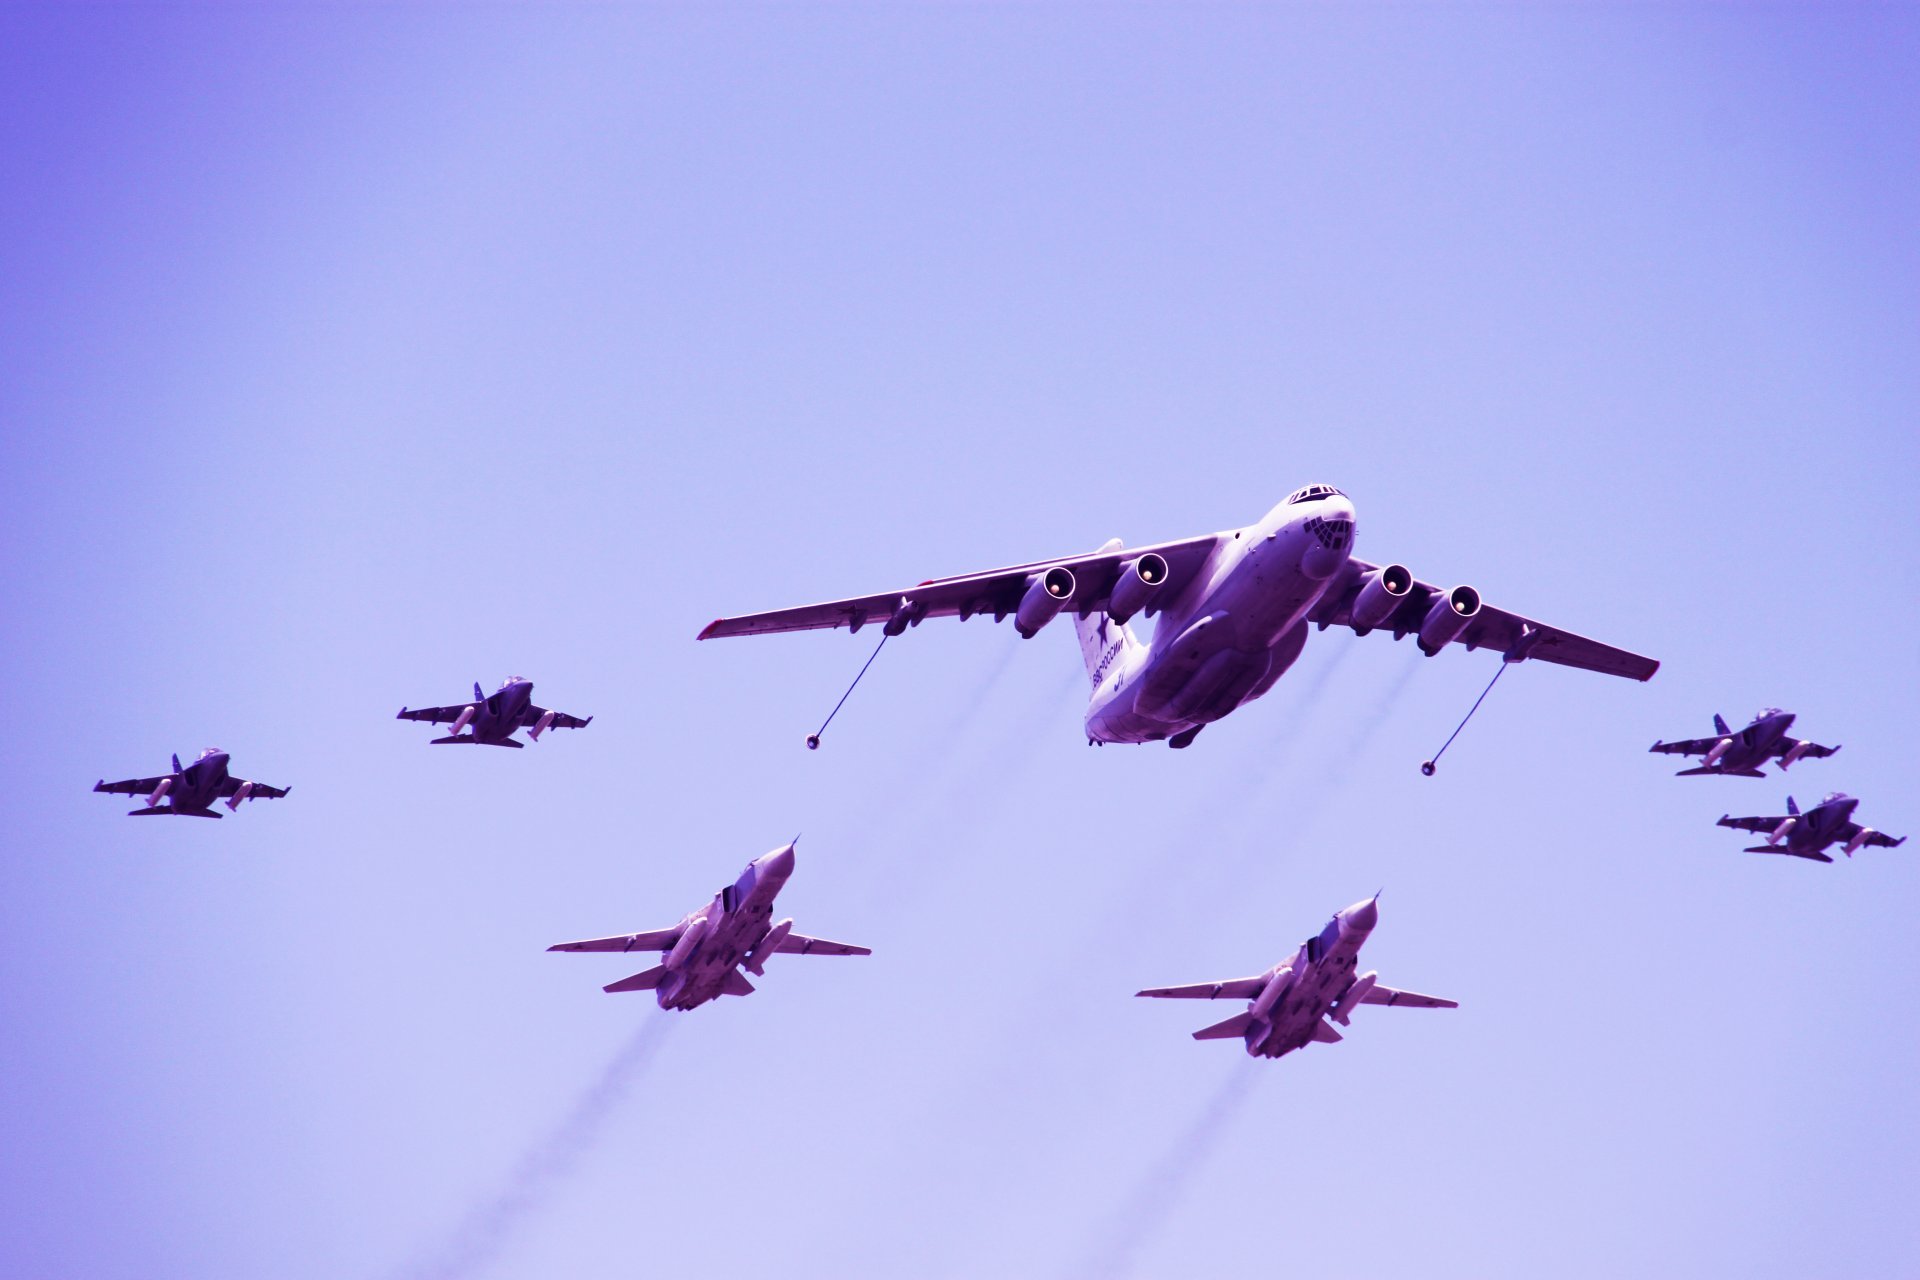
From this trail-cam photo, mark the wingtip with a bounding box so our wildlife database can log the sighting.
[697,619,723,641]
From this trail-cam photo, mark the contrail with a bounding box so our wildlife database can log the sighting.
[1068,1063,1263,1280]
[395,1016,677,1280]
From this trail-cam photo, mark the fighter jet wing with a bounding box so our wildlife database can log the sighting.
[1359,984,1458,1010]
[1839,823,1906,850]
[1774,738,1841,762]
[547,927,683,954]
[1309,557,1659,681]
[1649,737,1719,757]
[525,706,592,730]
[93,773,174,796]
[697,533,1228,639]
[773,932,871,957]
[1135,976,1269,1000]
[217,777,290,800]
[396,703,476,725]
[1717,814,1787,835]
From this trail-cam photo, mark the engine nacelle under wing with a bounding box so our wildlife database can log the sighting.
[1417,585,1481,656]
[1014,567,1077,638]
[1107,553,1169,625]
[1349,564,1413,633]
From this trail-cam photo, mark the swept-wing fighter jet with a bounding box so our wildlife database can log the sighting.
[548,842,869,1011]
[396,677,591,748]
[1651,709,1838,777]
[699,486,1658,747]
[1136,896,1455,1059]
[94,748,290,818]
[1717,793,1906,862]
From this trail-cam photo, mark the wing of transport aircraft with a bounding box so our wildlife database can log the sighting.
[698,534,1228,638]
[1307,557,1658,680]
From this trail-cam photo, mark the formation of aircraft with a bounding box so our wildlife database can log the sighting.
[1650,709,1839,777]
[547,842,870,1011]
[396,677,592,748]
[1717,793,1907,862]
[699,486,1658,749]
[1136,896,1455,1059]
[93,748,290,818]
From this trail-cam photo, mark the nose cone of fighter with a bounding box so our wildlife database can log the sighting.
[1342,895,1380,933]
[759,842,797,881]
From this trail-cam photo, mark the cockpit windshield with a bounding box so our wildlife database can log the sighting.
[1285,484,1346,505]
[199,747,222,759]
[1821,792,1846,805]
[501,676,528,688]
[1755,707,1783,721]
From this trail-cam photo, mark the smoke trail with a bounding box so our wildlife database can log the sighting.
[1068,1063,1263,1280]
[395,1016,677,1280]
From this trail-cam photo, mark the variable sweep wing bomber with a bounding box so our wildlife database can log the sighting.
[94,748,290,818]
[1136,896,1456,1060]
[397,677,591,748]
[700,486,1658,748]
[548,842,870,1011]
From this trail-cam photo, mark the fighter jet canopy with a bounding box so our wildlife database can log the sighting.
[198,747,222,759]
[1285,484,1346,505]
[500,676,529,688]
[1756,707,1784,720]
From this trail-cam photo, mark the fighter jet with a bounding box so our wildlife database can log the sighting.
[396,677,591,748]
[1717,793,1906,862]
[698,486,1657,748]
[1650,709,1839,777]
[548,842,870,1011]
[93,748,290,818]
[1136,896,1455,1059]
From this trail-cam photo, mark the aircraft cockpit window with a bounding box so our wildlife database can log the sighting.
[1757,707,1782,720]
[199,747,221,759]
[1285,484,1346,505]
[502,676,527,687]
[1821,792,1843,805]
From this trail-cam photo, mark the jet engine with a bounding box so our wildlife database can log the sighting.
[1107,554,1169,625]
[1349,564,1413,633]
[1417,585,1481,656]
[665,916,710,970]
[1014,567,1077,638]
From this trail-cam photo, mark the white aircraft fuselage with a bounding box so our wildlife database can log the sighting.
[1084,490,1355,745]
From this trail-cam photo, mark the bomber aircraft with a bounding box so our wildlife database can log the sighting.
[1136,896,1456,1060]
[699,486,1658,748]
[94,748,290,818]
[396,677,591,748]
[548,842,870,1011]
[1651,709,1839,777]
[1717,793,1906,862]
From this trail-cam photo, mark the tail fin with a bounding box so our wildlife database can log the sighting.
[1075,539,1139,690]
[1787,795,1800,816]
[1713,713,1731,736]
[474,680,485,701]
[172,753,182,774]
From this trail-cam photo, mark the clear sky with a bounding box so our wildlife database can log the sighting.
[3,6,1917,1278]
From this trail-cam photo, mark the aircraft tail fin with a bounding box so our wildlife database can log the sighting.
[172,753,182,774]
[1193,1012,1255,1041]
[1074,539,1140,692]
[1713,713,1731,736]
[475,681,485,701]
[1786,795,1800,816]
[604,964,668,994]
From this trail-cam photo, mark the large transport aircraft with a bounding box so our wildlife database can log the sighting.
[1650,709,1838,777]
[1137,896,1456,1060]
[1717,793,1906,862]
[547,842,870,1011]
[396,677,591,748]
[699,486,1659,748]
[94,748,290,818]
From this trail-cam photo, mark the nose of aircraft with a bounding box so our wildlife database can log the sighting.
[1342,896,1379,932]
[1321,494,1355,523]
[759,843,797,878]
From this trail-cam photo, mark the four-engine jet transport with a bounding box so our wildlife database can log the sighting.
[1651,709,1839,777]
[397,677,591,748]
[94,748,291,818]
[699,486,1658,748]
[1717,793,1906,862]
[1136,896,1456,1059]
[548,842,870,1010]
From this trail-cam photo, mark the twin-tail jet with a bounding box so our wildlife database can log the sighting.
[396,677,591,748]
[94,748,290,818]
[547,842,870,1011]
[699,486,1659,748]
[1717,793,1906,862]
[1650,709,1838,777]
[1136,896,1455,1059]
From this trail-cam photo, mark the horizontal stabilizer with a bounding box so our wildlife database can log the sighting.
[1193,1012,1255,1041]
[1745,845,1834,862]
[604,964,668,994]
[430,734,523,748]
[720,969,755,997]
[129,807,222,818]
[1676,766,1766,779]
[1310,1020,1344,1043]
